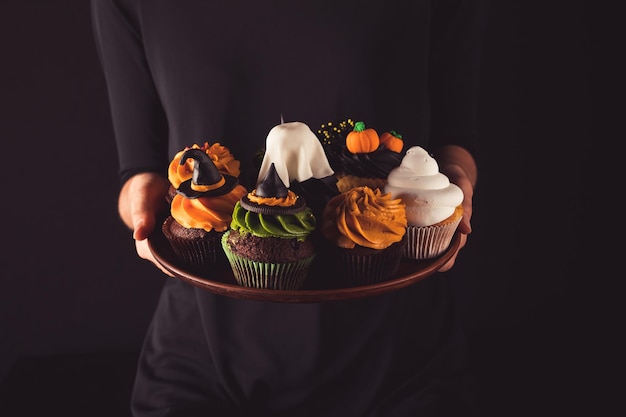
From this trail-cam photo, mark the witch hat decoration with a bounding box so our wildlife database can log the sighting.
[240,163,306,214]
[176,148,239,198]
[256,163,288,199]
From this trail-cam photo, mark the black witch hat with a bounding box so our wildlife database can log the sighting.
[240,163,305,214]
[176,148,239,198]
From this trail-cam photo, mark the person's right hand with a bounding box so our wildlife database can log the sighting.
[118,172,174,276]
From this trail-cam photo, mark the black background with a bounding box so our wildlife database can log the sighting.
[1,1,603,416]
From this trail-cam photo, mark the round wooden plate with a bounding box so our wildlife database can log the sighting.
[148,230,461,303]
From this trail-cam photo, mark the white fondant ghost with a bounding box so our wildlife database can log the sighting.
[257,121,334,187]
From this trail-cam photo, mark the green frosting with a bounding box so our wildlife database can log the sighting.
[230,201,316,241]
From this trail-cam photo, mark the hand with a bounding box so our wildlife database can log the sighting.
[437,164,473,272]
[118,172,174,276]
[433,145,477,273]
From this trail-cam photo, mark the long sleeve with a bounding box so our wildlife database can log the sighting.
[91,0,169,185]
[92,0,489,188]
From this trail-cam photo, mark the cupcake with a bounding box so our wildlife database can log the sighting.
[166,141,241,203]
[162,148,248,273]
[316,119,404,193]
[256,121,340,220]
[221,163,317,290]
[384,146,464,260]
[321,186,407,286]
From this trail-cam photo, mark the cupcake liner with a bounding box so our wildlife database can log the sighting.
[221,233,315,290]
[404,217,462,260]
[165,232,225,272]
[334,237,406,286]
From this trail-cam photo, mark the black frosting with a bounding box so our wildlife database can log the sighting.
[338,147,403,178]
[316,119,403,178]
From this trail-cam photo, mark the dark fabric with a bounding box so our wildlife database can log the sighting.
[91,0,488,188]
[90,0,488,415]
[133,278,477,417]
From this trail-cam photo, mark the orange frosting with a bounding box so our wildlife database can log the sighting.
[322,186,407,250]
[171,184,248,232]
[247,189,299,207]
[168,142,241,189]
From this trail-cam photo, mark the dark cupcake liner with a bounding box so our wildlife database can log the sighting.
[333,236,406,286]
[164,232,225,273]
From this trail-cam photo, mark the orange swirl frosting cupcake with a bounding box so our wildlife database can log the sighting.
[162,148,247,273]
[166,142,241,202]
[170,187,244,233]
[321,186,407,285]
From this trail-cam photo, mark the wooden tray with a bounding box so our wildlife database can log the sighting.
[148,229,460,303]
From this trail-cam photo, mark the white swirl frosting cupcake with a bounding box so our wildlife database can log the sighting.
[384,146,464,259]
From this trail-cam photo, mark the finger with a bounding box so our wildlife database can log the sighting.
[130,188,156,241]
[129,178,164,241]
[133,216,155,241]
[437,233,467,273]
[136,239,175,277]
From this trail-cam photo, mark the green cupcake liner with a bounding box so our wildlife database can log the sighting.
[221,232,315,290]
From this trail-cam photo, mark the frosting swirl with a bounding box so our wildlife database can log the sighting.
[230,200,316,240]
[338,147,402,178]
[168,142,241,189]
[170,184,247,232]
[384,146,464,226]
[322,186,407,250]
[247,189,299,207]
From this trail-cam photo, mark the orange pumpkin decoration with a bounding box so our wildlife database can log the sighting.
[345,121,380,154]
[379,130,404,153]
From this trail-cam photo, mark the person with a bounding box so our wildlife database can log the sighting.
[91,0,488,415]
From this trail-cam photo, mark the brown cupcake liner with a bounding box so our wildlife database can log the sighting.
[164,232,225,272]
[334,237,406,286]
[404,218,462,260]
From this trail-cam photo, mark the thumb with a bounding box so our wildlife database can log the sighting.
[133,217,155,241]
[120,173,169,241]
[130,189,158,241]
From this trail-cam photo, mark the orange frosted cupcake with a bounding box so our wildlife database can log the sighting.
[166,141,241,203]
[321,186,407,286]
[162,148,247,273]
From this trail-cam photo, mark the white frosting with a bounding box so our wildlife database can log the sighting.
[257,121,334,187]
[384,146,463,226]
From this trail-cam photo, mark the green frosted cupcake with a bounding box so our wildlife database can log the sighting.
[221,163,317,290]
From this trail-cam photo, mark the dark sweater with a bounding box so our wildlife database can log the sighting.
[91,0,488,415]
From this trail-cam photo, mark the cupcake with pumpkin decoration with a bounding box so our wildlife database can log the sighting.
[317,119,404,193]
[221,163,317,290]
[162,148,247,273]
[321,186,408,286]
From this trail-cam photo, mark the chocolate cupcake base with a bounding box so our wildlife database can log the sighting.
[221,231,316,290]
